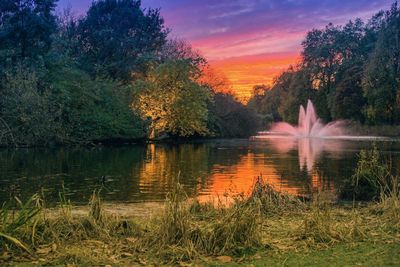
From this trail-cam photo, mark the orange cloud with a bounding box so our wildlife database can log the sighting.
[210,52,301,100]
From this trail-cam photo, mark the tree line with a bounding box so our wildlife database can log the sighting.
[248,2,400,127]
[0,0,257,146]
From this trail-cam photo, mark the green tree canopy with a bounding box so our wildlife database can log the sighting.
[75,0,168,80]
[0,0,58,62]
[362,3,400,124]
[249,2,400,127]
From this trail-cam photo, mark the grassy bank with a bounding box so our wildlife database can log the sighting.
[0,178,399,266]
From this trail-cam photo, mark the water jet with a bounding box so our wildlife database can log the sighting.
[269,100,343,137]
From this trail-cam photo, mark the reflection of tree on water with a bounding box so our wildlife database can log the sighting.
[1,140,396,205]
[139,144,212,198]
[0,147,146,204]
[312,155,358,195]
[267,138,352,196]
[266,149,310,196]
[0,144,248,204]
[138,143,245,199]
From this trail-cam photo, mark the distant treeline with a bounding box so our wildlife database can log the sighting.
[0,0,257,146]
[248,2,400,127]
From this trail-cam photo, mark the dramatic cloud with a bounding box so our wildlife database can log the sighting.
[58,0,394,98]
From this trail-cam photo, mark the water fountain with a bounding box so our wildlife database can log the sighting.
[252,100,390,171]
[266,100,343,137]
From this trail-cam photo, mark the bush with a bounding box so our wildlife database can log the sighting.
[208,93,259,138]
[340,146,394,201]
[0,66,62,146]
[50,65,145,143]
[0,63,146,146]
[250,175,304,215]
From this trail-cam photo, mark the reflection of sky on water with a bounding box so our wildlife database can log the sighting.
[195,139,348,201]
[1,140,397,204]
[138,140,350,201]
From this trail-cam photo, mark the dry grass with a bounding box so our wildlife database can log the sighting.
[143,183,263,263]
[249,174,306,215]
[300,203,367,247]
[1,170,400,265]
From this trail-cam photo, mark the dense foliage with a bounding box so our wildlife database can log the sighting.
[249,2,400,126]
[132,60,211,138]
[74,0,168,80]
[0,0,254,146]
[3,0,397,146]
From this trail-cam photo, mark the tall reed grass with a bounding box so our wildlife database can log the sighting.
[144,183,262,263]
[249,174,305,215]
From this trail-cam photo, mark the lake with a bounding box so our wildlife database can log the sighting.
[1,138,400,205]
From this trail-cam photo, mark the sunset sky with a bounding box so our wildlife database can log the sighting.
[58,0,394,98]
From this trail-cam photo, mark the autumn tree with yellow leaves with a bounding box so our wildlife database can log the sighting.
[132,60,211,139]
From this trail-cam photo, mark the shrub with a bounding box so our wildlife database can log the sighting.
[340,146,395,201]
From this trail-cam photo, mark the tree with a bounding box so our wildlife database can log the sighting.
[362,3,400,124]
[46,59,145,142]
[278,69,315,124]
[247,85,276,127]
[132,60,210,138]
[208,92,258,137]
[197,65,258,137]
[160,38,206,69]
[0,66,60,145]
[0,0,58,61]
[76,0,168,80]
[198,65,234,95]
[252,84,269,98]
[332,63,365,121]
[302,20,366,121]
[302,23,342,97]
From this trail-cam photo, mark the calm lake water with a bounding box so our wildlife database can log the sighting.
[1,138,400,205]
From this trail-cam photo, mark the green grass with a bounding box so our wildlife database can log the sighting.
[209,242,400,267]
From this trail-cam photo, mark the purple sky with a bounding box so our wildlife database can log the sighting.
[57,0,395,97]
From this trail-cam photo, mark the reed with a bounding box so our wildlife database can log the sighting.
[249,174,305,215]
[139,183,263,263]
[1,161,399,265]
[0,194,41,254]
[347,146,400,231]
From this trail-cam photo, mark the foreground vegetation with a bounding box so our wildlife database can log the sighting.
[1,147,400,266]
[0,182,399,266]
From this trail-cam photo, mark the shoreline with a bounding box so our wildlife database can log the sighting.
[2,122,400,149]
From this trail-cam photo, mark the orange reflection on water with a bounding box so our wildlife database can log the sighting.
[198,152,305,203]
[137,140,342,202]
[138,144,211,197]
